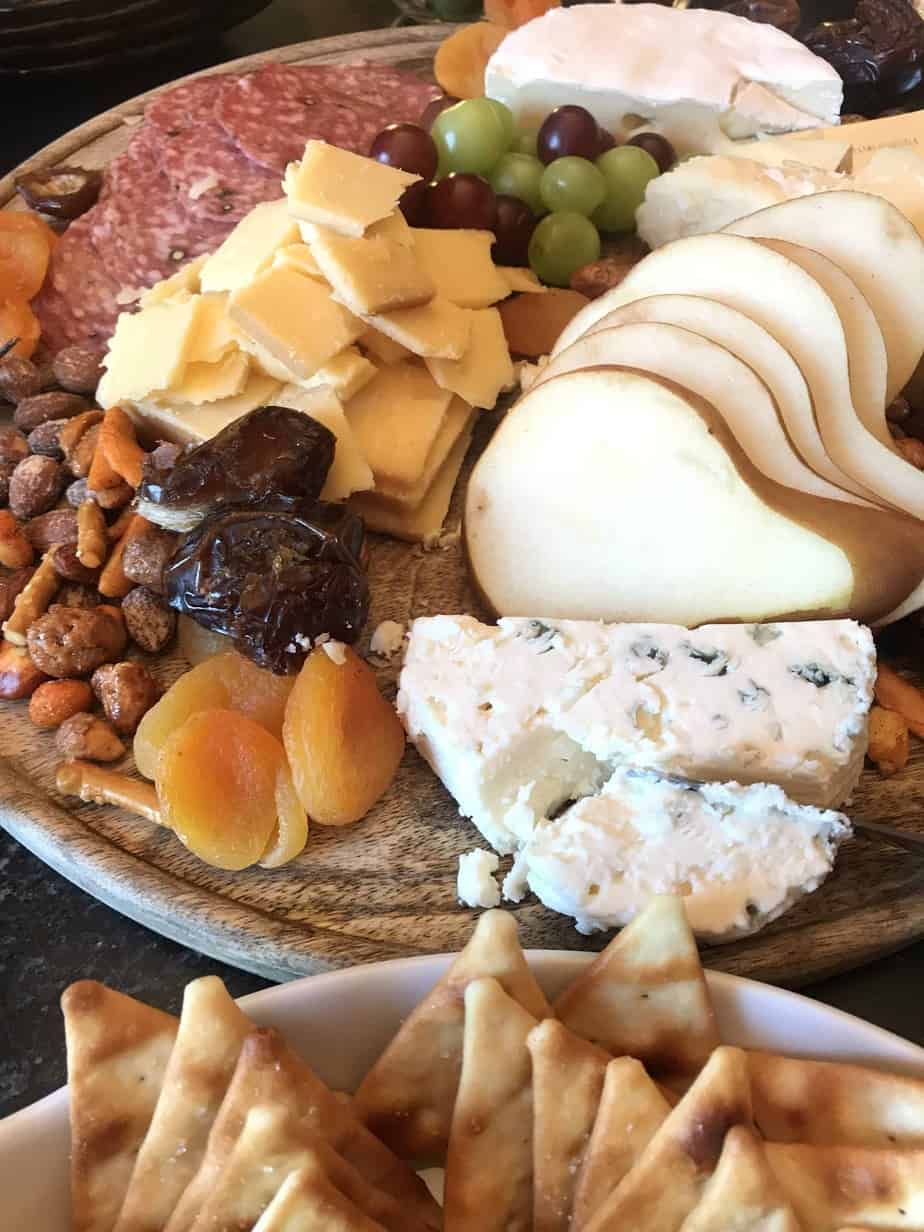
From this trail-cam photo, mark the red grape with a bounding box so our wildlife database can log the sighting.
[626,132,677,174]
[429,172,496,230]
[421,94,460,131]
[537,105,601,164]
[492,194,536,266]
[596,129,618,155]
[398,179,432,227]
[370,123,438,180]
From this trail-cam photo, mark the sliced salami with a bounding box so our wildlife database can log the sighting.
[158,121,282,226]
[215,63,442,174]
[145,73,236,134]
[34,216,124,350]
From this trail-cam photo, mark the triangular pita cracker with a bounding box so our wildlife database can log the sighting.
[748,1051,924,1147]
[582,1046,753,1232]
[678,1127,802,1232]
[354,909,550,1161]
[527,1019,610,1232]
[572,1057,672,1231]
[114,977,252,1232]
[765,1142,924,1231]
[252,1165,386,1232]
[554,896,719,1076]
[164,1027,438,1232]
[62,980,179,1232]
[187,1105,421,1232]
[444,977,538,1232]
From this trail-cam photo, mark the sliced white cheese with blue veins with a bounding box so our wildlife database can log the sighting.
[518,769,850,938]
[484,4,842,159]
[397,615,874,854]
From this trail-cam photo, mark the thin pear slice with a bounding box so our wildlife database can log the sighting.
[583,294,873,503]
[724,190,924,402]
[753,237,893,451]
[553,233,924,515]
[533,321,858,500]
[465,368,924,625]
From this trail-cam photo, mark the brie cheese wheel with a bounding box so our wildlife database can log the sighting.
[485,4,842,158]
[398,615,874,854]
[518,770,851,938]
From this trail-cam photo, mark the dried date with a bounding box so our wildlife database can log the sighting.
[804,0,924,107]
[722,0,800,34]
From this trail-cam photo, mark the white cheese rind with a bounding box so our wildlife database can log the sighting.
[484,4,842,158]
[520,770,850,938]
[397,616,874,853]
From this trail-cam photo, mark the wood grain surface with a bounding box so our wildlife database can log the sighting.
[1,27,922,987]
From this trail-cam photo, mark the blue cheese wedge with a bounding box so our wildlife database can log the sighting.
[397,616,874,853]
[517,769,851,938]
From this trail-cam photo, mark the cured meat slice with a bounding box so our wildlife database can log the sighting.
[215,63,442,174]
[145,74,235,134]
[158,122,281,226]
[33,216,124,350]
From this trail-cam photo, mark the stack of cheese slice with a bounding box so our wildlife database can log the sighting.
[466,190,924,627]
[97,141,526,542]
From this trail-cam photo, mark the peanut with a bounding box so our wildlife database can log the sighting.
[29,679,93,729]
[52,345,103,395]
[14,391,88,433]
[8,455,64,520]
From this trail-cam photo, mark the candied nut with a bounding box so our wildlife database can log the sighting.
[570,251,647,300]
[56,583,100,609]
[26,603,127,677]
[65,478,90,508]
[9,455,64,519]
[28,678,93,729]
[14,391,89,433]
[0,639,47,699]
[868,704,910,777]
[0,509,34,568]
[2,550,58,643]
[92,480,134,512]
[76,500,107,568]
[52,345,104,395]
[55,711,125,763]
[122,525,178,594]
[0,461,16,507]
[0,426,30,465]
[99,406,144,488]
[92,661,159,735]
[100,514,152,600]
[0,356,42,405]
[24,509,78,553]
[122,586,176,654]
[27,418,68,460]
[896,436,924,468]
[52,543,100,585]
[0,567,36,624]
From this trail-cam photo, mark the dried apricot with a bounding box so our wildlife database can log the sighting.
[498,287,589,358]
[0,211,57,257]
[0,227,50,301]
[259,769,310,869]
[177,614,227,665]
[484,0,559,27]
[282,643,405,827]
[133,650,294,779]
[434,22,507,100]
[0,297,40,359]
[156,708,306,870]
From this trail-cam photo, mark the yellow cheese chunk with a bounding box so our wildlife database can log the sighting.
[360,326,414,366]
[345,361,454,490]
[159,351,250,405]
[498,266,548,295]
[140,255,207,307]
[98,296,207,408]
[301,347,377,402]
[350,420,474,543]
[375,397,474,509]
[284,141,420,238]
[365,295,472,360]
[367,210,415,248]
[273,384,374,501]
[306,224,435,316]
[232,330,298,383]
[410,229,510,308]
[229,265,364,381]
[200,199,299,294]
[130,373,282,444]
[426,307,514,410]
[188,293,239,363]
[272,242,325,280]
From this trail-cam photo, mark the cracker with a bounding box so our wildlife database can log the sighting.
[61,981,178,1232]
[251,1164,384,1232]
[554,896,719,1076]
[443,977,538,1232]
[681,1127,801,1232]
[353,909,550,1162]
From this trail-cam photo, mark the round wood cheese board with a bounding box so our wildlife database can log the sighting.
[1,27,923,987]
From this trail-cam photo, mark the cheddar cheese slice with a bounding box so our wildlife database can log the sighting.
[375,396,474,509]
[365,296,472,360]
[426,307,514,409]
[130,373,282,443]
[98,295,207,407]
[411,229,510,308]
[140,255,207,307]
[200,199,299,294]
[272,242,325,280]
[162,351,251,405]
[306,224,435,316]
[284,141,420,237]
[360,325,414,366]
[300,347,377,403]
[498,266,547,295]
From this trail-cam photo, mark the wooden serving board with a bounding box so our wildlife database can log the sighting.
[1,28,923,987]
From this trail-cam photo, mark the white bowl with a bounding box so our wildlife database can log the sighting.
[2,952,923,1231]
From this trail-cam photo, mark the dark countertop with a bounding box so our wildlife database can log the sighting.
[1,0,923,1121]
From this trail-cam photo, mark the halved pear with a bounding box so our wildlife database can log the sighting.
[533,321,849,500]
[465,368,924,626]
[723,190,924,402]
[753,237,893,451]
[581,293,872,504]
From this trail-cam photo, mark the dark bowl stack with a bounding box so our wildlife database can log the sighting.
[0,0,273,76]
